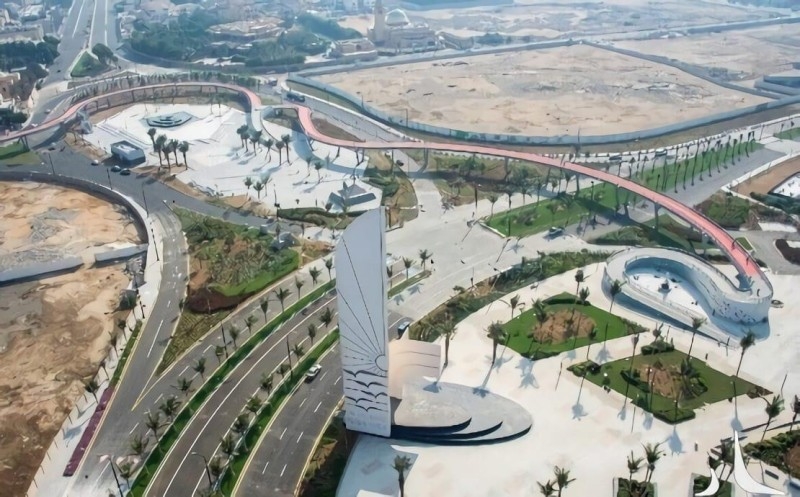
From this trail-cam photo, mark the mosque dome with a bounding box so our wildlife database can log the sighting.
[385,9,410,27]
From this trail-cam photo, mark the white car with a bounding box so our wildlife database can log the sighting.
[305,364,322,381]
[91,159,100,166]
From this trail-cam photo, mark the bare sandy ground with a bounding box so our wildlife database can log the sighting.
[615,24,800,87]
[0,182,141,497]
[734,156,800,197]
[340,0,773,39]
[317,44,766,136]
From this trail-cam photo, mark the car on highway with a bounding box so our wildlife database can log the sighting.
[305,364,322,381]
[111,165,121,172]
[45,109,51,114]
[286,91,305,103]
[397,319,412,338]
[91,159,100,166]
[548,226,564,237]
[654,148,667,157]
[120,168,131,176]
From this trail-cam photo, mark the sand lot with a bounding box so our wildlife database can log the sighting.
[734,155,800,197]
[0,182,140,497]
[341,0,770,39]
[615,23,800,86]
[317,44,766,136]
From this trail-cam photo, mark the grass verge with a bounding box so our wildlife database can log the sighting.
[388,270,430,297]
[70,51,109,78]
[298,415,353,497]
[735,236,753,252]
[218,329,340,495]
[775,127,800,141]
[109,320,143,387]
[569,348,759,424]
[128,282,335,496]
[745,429,800,479]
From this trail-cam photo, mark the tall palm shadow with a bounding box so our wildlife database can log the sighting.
[595,345,613,364]
[642,411,653,430]
[666,426,684,454]
[572,374,589,420]
[516,358,539,389]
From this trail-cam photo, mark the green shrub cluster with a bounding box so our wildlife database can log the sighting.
[745,430,800,478]
[641,339,675,355]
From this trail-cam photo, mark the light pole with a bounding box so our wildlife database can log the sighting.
[99,454,124,497]
[151,228,160,261]
[141,183,149,214]
[45,152,55,175]
[106,167,113,190]
[191,452,214,487]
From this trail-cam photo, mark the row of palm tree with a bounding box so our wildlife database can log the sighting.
[146,127,190,173]
[235,126,293,165]
[620,442,664,497]
[537,465,576,496]
[395,249,433,281]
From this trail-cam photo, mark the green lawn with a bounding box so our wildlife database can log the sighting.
[775,127,800,141]
[574,348,758,424]
[503,295,644,360]
[591,215,716,253]
[487,141,761,237]
[0,141,39,165]
[697,193,755,229]
[693,475,733,497]
[735,236,753,251]
[745,430,800,479]
[70,51,109,78]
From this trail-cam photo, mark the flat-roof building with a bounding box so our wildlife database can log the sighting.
[111,140,145,164]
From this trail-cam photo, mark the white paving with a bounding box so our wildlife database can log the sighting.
[84,104,382,212]
[339,265,800,497]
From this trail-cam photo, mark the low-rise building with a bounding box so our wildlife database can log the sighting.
[207,18,282,42]
[111,140,146,164]
[0,71,20,102]
[0,23,43,42]
[330,37,376,56]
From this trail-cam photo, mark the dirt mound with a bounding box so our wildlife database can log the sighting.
[637,363,678,399]
[532,309,595,343]
[186,287,250,313]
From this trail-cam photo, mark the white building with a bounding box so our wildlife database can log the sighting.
[367,0,439,52]
[110,141,145,164]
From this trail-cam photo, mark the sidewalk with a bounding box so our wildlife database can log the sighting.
[29,192,164,497]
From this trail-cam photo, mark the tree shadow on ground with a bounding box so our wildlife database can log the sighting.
[666,426,684,455]
[516,357,539,389]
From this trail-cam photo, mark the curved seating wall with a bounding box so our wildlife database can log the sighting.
[605,248,771,326]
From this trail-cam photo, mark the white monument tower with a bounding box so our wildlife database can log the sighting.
[335,209,392,437]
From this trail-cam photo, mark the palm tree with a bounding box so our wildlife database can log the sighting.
[275,141,284,164]
[147,127,157,148]
[259,298,269,322]
[392,455,412,497]
[158,395,181,422]
[246,395,262,416]
[487,193,499,219]
[791,395,800,432]
[307,323,317,344]
[129,432,149,457]
[439,318,456,366]
[253,181,264,199]
[232,413,250,450]
[761,395,784,441]
[84,378,100,403]
[537,480,557,496]
[175,377,192,398]
[309,267,321,287]
[244,176,253,197]
[553,466,575,497]
[509,294,520,319]
[274,287,292,313]
[259,372,273,395]
[320,307,334,328]
[687,317,705,359]
[264,138,273,160]
[178,141,189,167]
[608,279,624,313]
[192,357,206,380]
[293,343,305,358]
[144,411,161,439]
[245,315,257,335]
[418,249,431,271]
[736,330,756,377]
[220,433,238,460]
[294,277,305,297]
[118,461,134,487]
[573,269,585,296]
[208,456,225,483]
[626,451,644,485]
[154,134,167,169]
[229,325,240,348]
[281,134,292,162]
[324,258,334,281]
[486,321,507,365]
[403,257,413,280]
[642,442,664,484]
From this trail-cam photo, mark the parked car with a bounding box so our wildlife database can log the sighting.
[91,159,100,166]
[286,91,305,103]
[120,168,131,176]
[397,319,413,338]
[548,226,564,237]
[305,364,322,381]
[111,165,121,172]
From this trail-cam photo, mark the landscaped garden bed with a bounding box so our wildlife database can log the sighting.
[775,238,800,265]
[503,292,645,360]
[745,429,800,479]
[569,346,761,424]
[692,474,732,497]
[298,414,356,497]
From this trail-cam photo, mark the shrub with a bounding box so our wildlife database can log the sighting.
[621,369,651,393]
[641,339,675,355]
[653,407,696,424]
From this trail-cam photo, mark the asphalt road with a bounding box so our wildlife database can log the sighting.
[147,292,341,497]
[234,314,405,497]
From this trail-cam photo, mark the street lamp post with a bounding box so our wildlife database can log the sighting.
[141,183,149,214]
[100,454,124,497]
[106,167,113,190]
[151,228,160,261]
[45,152,55,175]
[190,452,214,487]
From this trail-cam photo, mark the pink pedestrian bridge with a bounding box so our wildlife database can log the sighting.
[1,81,768,293]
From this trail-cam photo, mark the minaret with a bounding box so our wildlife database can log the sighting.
[372,0,386,44]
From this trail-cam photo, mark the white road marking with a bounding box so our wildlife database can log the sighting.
[155,393,163,404]
[314,402,322,413]
[334,375,341,385]
[128,422,139,435]
[72,0,86,37]
[146,320,164,357]
[319,371,327,381]
[93,461,110,488]
[203,344,212,354]
[167,300,171,307]
[279,427,287,440]
[298,398,306,408]
[280,464,287,477]
[178,365,189,377]
[261,461,270,475]
[296,431,303,444]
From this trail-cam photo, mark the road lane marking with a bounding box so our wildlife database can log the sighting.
[279,427,287,440]
[146,320,164,357]
[72,0,86,37]
[296,431,303,444]
[334,376,341,385]
[280,464,287,477]
[298,398,306,408]
[203,344,212,354]
[314,402,322,413]
[319,371,327,381]
[167,300,171,307]
[261,461,269,475]
[128,422,139,435]
[93,461,110,488]
[178,365,189,377]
